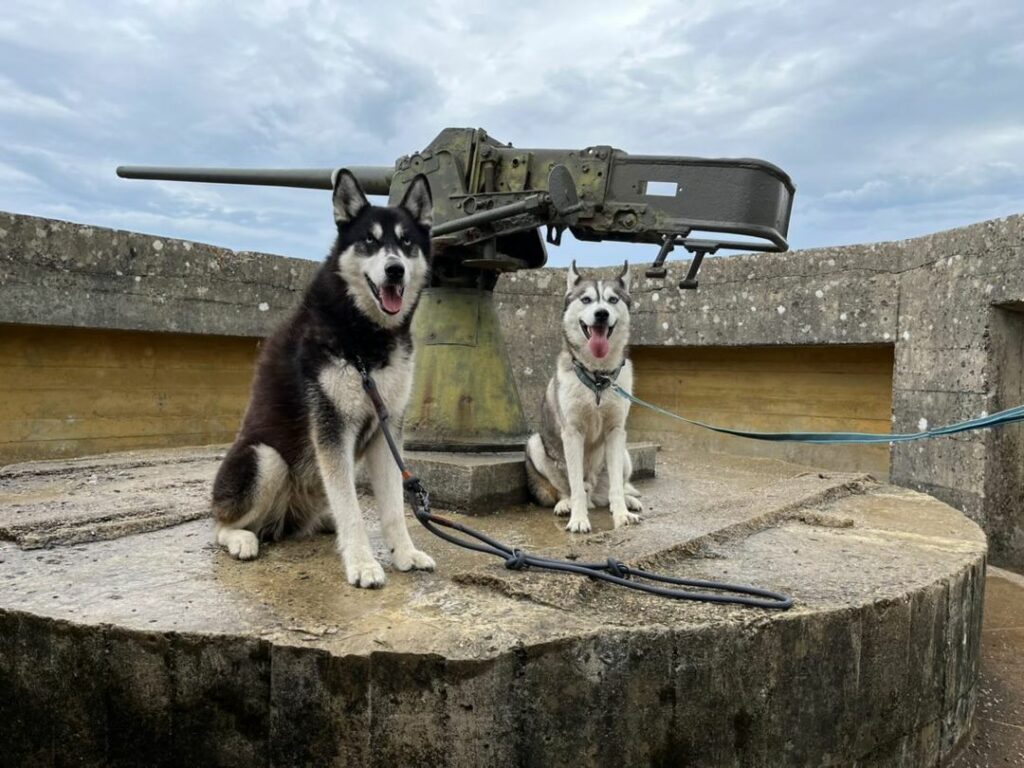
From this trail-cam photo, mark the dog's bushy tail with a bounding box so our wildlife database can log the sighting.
[525,450,560,507]
[212,442,259,523]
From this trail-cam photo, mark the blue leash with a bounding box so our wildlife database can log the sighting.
[612,385,1024,444]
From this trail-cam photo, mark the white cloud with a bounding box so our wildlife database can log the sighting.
[0,161,43,186]
[0,0,1022,267]
[0,76,77,119]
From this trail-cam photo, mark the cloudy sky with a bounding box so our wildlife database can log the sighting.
[1,0,1022,267]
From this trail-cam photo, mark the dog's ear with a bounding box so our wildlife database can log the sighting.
[567,260,581,292]
[332,169,369,226]
[617,260,630,291]
[400,174,433,229]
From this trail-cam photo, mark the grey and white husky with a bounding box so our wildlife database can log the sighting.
[211,170,436,588]
[525,261,642,533]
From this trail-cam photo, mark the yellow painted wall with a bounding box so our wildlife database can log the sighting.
[0,324,259,465]
[1,323,895,477]
[628,344,894,476]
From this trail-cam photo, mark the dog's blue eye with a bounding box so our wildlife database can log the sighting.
[608,296,619,304]
[364,234,375,244]
[581,296,593,304]
[401,236,412,246]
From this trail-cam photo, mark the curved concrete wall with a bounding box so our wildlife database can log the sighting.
[496,214,1024,569]
[2,210,1022,567]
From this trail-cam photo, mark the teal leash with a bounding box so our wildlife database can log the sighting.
[612,385,1024,444]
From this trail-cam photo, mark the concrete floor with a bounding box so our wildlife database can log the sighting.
[0,445,993,765]
[951,566,1024,767]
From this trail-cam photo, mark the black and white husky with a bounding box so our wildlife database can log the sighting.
[525,262,643,533]
[211,170,436,588]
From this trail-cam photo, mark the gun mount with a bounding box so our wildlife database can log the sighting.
[118,127,795,450]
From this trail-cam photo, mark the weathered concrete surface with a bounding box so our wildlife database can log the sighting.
[0,444,658,549]
[0,446,223,549]
[2,208,1021,566]
[949,567,1024,767]
[0,211,318,338]
[0,446,986,766]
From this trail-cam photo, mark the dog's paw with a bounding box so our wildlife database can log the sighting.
[625,494,643,512]
[392,547,436,572]
[344,553,387,589]
[553,498,572,517]
[566,515,592,534]
[612,511,641,528]
[220,529,259,560]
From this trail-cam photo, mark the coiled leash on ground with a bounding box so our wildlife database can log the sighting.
[356,362,794,611]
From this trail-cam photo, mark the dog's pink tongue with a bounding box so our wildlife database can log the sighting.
[588,326,610,358]
[381,285,403,314]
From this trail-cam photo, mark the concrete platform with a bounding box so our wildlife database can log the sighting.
[0,446,987,767]
[0,443,660,550]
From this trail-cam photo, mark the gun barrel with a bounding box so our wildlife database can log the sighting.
[115,166,394,196]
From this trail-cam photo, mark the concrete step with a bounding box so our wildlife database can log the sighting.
[399,441,659,513]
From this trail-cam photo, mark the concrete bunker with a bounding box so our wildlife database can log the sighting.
[1,209,1021,764]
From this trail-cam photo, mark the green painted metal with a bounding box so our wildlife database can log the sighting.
[115,166,393,195]
[404,287,528,451]
[117,127,796,450]
[119,126,795,275]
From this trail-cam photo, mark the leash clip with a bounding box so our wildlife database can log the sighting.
[403,474,431,519]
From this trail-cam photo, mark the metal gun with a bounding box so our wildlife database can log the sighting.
[118,127,795,450]
[118,126,794,290]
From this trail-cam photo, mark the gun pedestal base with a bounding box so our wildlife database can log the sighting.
[404,286,530,452]
[385,443,658,513]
